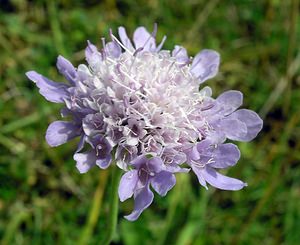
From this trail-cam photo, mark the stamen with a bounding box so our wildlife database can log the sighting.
[173,47,183,57]
[100,48,106,60]
[101,37,106,48]
[110,32,134,56]
[106,57,117,64]
[191,160,206,168]
[179,107,198,132]
[95,144,102,156]
[152,23,158,38]
[111,78,135,92]
[129,106,149,122]
[133,47,144,56]
[156,36,166,52]
[141,23,158,50]
[130,47,144,72]
[207,158,215,164]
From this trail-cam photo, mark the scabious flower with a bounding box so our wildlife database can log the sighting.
[26,25,263,221]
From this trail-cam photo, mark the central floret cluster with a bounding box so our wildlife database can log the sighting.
[81,48,209,168]
[26,25,263,221]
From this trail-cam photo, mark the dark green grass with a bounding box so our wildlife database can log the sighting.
[0,1,299,244]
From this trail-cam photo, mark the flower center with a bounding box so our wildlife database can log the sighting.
[77,49,210,159]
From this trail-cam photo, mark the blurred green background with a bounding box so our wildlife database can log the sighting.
[0,0,300,244]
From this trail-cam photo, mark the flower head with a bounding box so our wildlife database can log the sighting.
[26,25,263,220]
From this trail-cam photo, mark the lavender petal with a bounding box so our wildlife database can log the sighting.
[130,155,148,169]
[118,170,138,202]
[147,157,164,174]
[172,45,189,64]
[76,135,86,153]
[133,26,156,51]
[26,71,69,103]
[124,184,154,221]
[85,40,98,61]
[191,166,208,189]
[105,41,122,58]
[96,155,112,169]
[209,143,241,169]
[118,26,134,51]
[45,120,81,147]
[203,167,247,190]
[216,90,243,115]
[228,109,263,142]
[56,55,77,86]
[220,118,248,141]
[190,49,220,84]
[151,171,176,196]
[74,150,97,173]
[85,41,102,70]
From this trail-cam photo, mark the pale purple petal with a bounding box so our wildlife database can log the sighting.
[209,143,241,168]
[165,164,190,173]
[118,26,134,51]
[26,71,69,103]
[191,166,208,189]
[74,150,96,174]
[228,109,263,142]
[190,49,220,84]
[85,40,98,60]
[151,171,176,196]
[85,41,102,69]
[172,45,189,64]
[96,155,112,169]
[202,167,247,190]
[105,42,122,58]
[60,107,71,118]
[169,151,187,166]
[130,155,148,169]
[186,145,200,163]
[196,140,212,154]
[147,157,164,174]
[118,170,138,202]
[56,56,77,85]
[82,113,106,136]
[45,121,81,147]
[133,26,156,51]
[216,90,243,115]
[206,131,227,144]
[124,184,154,221]
[76,135,86,152]
[220,118,248,141]
[85,135,112,169]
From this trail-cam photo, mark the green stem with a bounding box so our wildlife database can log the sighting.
[157,174,186,245]
[79,170,109,245]
[101,164,122,245]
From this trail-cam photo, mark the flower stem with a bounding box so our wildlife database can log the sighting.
[101,164,122,245]
[157,174,187,245]
[78,169,109,245]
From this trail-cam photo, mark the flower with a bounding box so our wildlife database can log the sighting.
[118,155,176,221]
[26,24,263,220]
[186,139,244,190]
[74,135,112,173]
